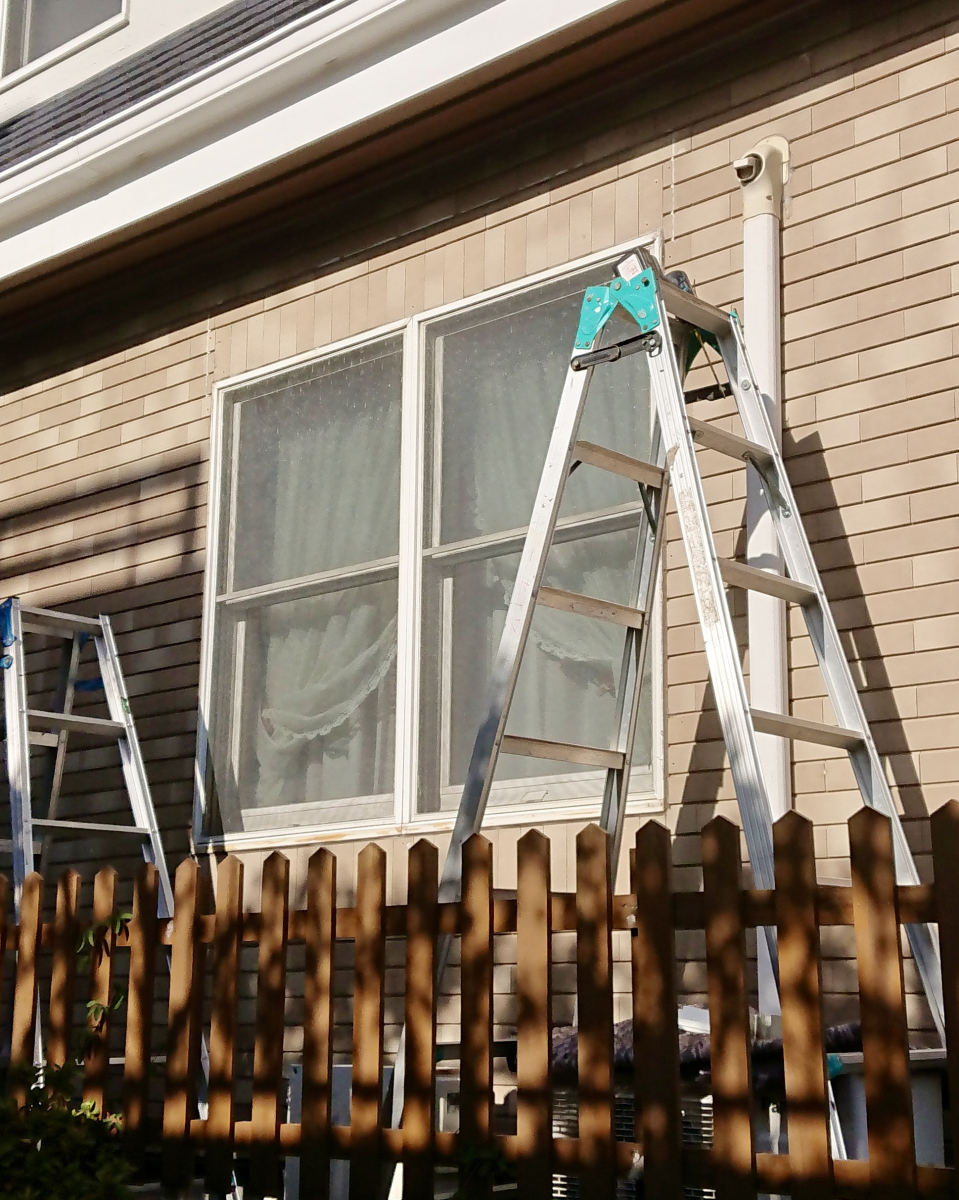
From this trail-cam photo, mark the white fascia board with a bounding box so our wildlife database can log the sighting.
[0,0,636,287]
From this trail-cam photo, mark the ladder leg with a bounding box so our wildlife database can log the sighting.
[2,599,35,910]
[38,634,81,883]
[439,361,595,900]
[716,318,946,1042]
[647,326,777,890]
[387,355,608,1172]
[94,617,175,919]
[643,295,784,1013]
[599,468,670,880]
[1,601,44,1072]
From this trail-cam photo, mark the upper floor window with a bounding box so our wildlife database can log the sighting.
[2,0,123,74]
[201,241,663,842]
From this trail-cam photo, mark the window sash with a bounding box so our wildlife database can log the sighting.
[1,0,123,74]
[197,236,664,847]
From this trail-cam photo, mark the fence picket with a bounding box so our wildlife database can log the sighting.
[849,808,916,1194]
[301,849,337,1200]
[461,833,494,1200]
[773,811,832,1200]
[162,858,201,1194]
[350,843,386,1200]
[702,816,754,1200]
[10,872,42,1106]
[0,875,8,1081]
[404,839,438,1200]
[4,810,953,1199]
[632,821,682,1198]
[85,866,118,1113]
[516,829,553,1200]
[47,870,81,1070]
[576,824,615,1199]
[931,800,959,1195]
[251,852,290,1199]
[206,855,244,1194]
[123,863,159,1170]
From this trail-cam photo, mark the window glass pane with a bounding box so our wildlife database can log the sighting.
[209,580,397,834]
[17,0,122,65]
[418,525,654,814]
[207,333,402,836]
[446,530,651,791]
[227,337,402,593]
[418,257,657,816]
[429,272,651,546]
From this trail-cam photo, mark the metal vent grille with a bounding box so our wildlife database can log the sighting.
[550,1088,716,1200]
[551,1088,639,1200]
[682,1093,716,1200]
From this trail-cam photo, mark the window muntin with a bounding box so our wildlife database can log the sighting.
[418,269,654,812]
[203,245,662,840]
[207,337,403,835]
[2,0,122,73]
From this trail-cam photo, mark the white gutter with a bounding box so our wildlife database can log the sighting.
[0,0,648,288]
[734,136,789,1016]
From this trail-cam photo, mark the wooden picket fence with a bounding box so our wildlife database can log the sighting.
[5,803,959,1198]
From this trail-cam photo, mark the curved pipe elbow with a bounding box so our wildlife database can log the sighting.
[734,136,790,220]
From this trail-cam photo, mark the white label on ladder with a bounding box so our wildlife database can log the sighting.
[617,252,644,281]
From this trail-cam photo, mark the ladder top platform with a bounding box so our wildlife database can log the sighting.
[18,606,103,637]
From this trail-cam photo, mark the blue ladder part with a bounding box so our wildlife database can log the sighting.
[573,264,662,349]
[0,598,14,670]
[73,634,103,689]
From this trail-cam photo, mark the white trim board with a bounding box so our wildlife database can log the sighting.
[0,0,652,291]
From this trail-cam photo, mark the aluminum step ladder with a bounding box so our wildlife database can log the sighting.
[451,246,944,1035]
[0,596,174,919]
[380,247,944,1192]
[1,597,226,1186]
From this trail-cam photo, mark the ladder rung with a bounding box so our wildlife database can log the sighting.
[0,839,42,853]
[659,274,733,338]
[32,819,150,837]
[538,586,645,629]
[501,735,625,770]
[26,710,124,737]
[28,731,59,748]
[6,731,80,749]
[18,606,102,637]
[751,708,863,751]
[685,382,733,404]
[719,559,816,606]
[572,441,664,489]
[687,416,771,465]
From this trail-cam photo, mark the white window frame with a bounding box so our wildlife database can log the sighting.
[196,231,666,851]
[0,0,128,89]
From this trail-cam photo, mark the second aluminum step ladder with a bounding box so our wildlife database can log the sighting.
[0,596,174,919]
[443,245,946,1039]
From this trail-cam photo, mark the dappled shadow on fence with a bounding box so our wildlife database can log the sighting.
[3,804,959,1198]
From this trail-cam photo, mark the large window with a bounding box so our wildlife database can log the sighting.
[201,244,663,841]
[206,338,403,833]
[2,0,123,75]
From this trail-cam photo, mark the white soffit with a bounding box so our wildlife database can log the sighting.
[0,0,642,289]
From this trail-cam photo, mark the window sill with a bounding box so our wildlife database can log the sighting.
[195,790,665,855]
[0,7,129,96]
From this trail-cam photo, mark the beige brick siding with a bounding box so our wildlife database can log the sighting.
[0,0,957,1040]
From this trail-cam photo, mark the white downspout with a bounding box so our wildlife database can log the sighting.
[734,137,790,1016]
